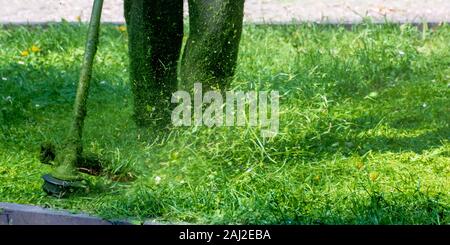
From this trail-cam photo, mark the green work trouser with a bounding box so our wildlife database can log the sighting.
[124,0,245,127]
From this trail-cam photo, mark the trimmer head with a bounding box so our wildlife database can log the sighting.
[42,174,85,197]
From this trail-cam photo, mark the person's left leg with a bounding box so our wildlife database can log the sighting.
[124,0,184,128]
[181,0,245,92]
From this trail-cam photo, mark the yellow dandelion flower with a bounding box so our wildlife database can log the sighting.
[31,45,41,53]
[356,162,364,170]
[369,172,379,181]
[118,25,127,32]
[76,15,81,22]
[20,50,29,57]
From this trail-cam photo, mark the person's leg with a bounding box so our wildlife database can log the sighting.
[124,0,183,127]
[181,0,245,91]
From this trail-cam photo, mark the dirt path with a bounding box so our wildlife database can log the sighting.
[1,0,449,24]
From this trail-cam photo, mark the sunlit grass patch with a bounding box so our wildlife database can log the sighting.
[0,22,449,224]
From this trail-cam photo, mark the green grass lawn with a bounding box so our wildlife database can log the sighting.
[0,22,449,224]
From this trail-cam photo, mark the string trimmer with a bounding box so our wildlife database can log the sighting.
[42,0,104,197]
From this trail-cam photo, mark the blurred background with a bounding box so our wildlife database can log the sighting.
[1,0,449,24]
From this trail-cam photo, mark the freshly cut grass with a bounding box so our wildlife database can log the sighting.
[0,22,449,224]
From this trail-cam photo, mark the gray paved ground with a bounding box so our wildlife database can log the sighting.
[1,0,449,24]
[0,202,184,225]
[0,202,114,225]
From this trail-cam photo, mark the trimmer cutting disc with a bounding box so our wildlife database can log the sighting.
[42,174,85,197]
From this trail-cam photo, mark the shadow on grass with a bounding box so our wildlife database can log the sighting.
[0,61,129,127]
[302,125,448,156]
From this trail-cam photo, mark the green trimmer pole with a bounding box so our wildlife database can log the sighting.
[43,0,104,193]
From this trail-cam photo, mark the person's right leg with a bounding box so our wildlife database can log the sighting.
[124,0,183,128]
